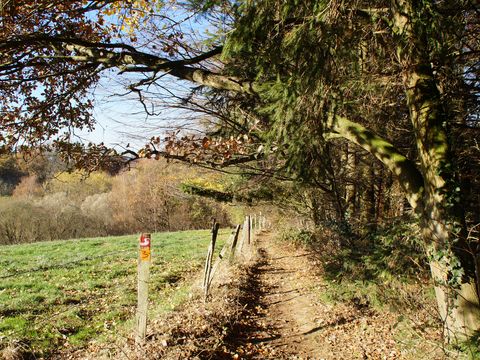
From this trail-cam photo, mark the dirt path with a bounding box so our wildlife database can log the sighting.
[234,232,432,360]
[240,233,328,359]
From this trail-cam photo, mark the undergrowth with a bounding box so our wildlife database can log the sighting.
[281,218,431,309]
[281,217,480,359]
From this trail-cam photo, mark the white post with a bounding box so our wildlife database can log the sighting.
[136,233,151,345]
[238,218,247,253]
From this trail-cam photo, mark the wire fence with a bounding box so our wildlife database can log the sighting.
[203,213,269,300]
[0,249,134,279]
[0,216,270,356]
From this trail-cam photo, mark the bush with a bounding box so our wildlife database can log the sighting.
[0,199,46,244]
[321,218,427,282]
[0,195,112,245]
[280,227,317,246]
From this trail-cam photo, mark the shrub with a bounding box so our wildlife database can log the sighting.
[0,199,53,244]
[280,227,317,246]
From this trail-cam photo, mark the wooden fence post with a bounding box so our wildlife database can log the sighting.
[238,218,246,254]
[229,224,241,260]
[209,228,238,286]
[136,233,151,345]
[247,215,251,245]
[203,222,219,300]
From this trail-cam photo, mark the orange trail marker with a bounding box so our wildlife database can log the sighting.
[136,233,151,345]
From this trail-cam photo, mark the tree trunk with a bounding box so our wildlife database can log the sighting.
[330,110,480,340]
[344,145,358,218]
[392,0,480,341]
[421,200,480,341]
[364,164,377,231]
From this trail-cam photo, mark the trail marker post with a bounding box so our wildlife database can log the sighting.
[136,233,151,345]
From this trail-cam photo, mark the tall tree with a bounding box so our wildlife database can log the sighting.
[221,0,480,340]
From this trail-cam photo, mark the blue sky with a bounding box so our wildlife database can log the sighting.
[74,4,223,150]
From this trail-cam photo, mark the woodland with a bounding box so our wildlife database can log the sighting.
[0,0,479,347]
[0,154,231,243]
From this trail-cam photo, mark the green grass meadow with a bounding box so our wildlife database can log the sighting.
[0,229,229,357]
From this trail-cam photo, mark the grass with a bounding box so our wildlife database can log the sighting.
[0,229,229,357]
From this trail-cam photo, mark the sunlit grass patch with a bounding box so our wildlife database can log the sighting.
[0,229,228,358]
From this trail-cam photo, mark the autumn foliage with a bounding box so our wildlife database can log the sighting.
[0,157,231,244]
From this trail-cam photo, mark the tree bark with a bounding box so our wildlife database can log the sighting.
[392,0,480,341]
[328,115,425,210]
